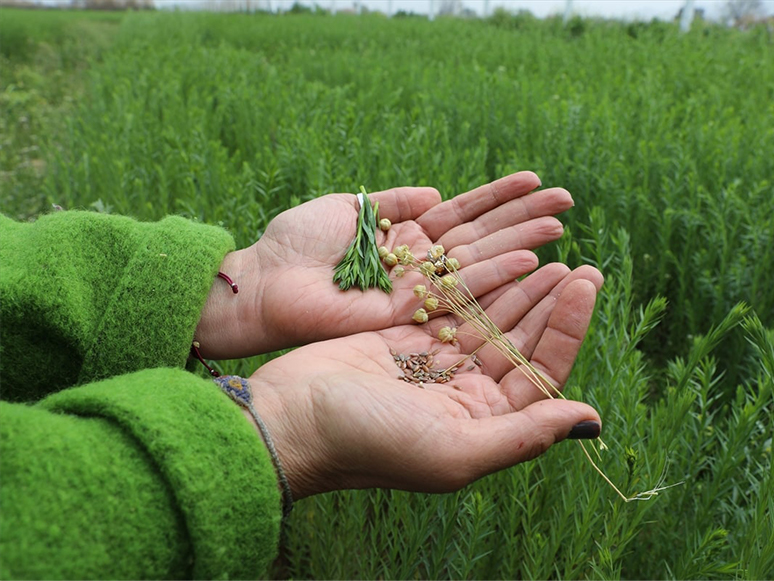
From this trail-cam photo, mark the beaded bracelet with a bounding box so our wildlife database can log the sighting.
[214,375,294,518]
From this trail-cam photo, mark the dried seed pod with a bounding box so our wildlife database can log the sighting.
[419,261,436,277]
[424,296,439,311]
[379,218,392,231]
[440,274,458,289]
[384,253,398,266]
[378,246,390,259]
[393,265,406,278]
[429,244,445,260]
[394,244,410,260]
[439,326,457,344]
[447,257,460,271]
[412,308,429,324]
[413,284,428,298]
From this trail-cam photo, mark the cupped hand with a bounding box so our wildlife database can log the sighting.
[197,172,575,358]
[244,264,603,500]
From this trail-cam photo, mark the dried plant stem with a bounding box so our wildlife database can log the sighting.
[416,256,678,502]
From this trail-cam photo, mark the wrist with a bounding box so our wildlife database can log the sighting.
[194,247,268,359]
[244,373,336,501]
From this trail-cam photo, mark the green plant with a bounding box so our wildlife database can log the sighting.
[1,10,771,579]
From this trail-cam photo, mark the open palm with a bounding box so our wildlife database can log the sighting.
[231,172,575,356]
[247,263,603,499]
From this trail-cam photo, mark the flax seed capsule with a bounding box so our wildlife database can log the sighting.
[440,274,458,290]
[429,244,445,260]
[412,308,428,324]
[439,326,457,344]
[419,261,435,277]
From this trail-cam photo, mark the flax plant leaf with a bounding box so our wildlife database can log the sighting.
[333,186,392,293]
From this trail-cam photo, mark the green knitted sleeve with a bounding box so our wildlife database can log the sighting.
[0,212,235,402]
[0,368,282,580]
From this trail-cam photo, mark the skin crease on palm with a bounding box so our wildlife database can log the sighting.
[194,171,605,500]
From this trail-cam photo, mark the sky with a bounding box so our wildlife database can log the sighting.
[34,0,774,21]
[305,0,769,21]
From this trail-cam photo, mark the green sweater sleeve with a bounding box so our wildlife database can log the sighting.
[0,211,235,402]
[0,368,282,580]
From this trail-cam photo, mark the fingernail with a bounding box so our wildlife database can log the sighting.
[568,420,601,440]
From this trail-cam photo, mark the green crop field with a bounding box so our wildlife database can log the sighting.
[1,7,772,579]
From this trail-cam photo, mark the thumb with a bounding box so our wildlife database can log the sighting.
[458,399,601,481]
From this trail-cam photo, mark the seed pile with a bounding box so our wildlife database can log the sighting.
[391,349,460,387]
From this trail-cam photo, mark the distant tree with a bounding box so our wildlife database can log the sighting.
[723,0,764,25]
[393,9,423,19]
[288,1,312,14]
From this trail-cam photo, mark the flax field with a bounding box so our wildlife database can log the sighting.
[1,7,773,579]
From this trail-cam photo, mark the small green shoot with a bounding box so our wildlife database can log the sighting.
[333,186,392,293]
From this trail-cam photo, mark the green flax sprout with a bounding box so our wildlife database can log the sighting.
[333,186,392,293]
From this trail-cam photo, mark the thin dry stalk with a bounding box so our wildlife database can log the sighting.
[403,248,680,502]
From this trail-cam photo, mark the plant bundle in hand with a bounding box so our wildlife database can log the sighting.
[333,186,393,293]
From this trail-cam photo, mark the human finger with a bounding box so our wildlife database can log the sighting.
[473,267,602,383]
[426,263,570,354]
[445,216,565,266]
[438,188,573,253]
[436,399,600,488]
[423,250,539,313]
[369,187,442,223]
[416,172,543,241]
[499,278,599,410]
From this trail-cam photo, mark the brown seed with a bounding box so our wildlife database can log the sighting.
[467,365,475,371]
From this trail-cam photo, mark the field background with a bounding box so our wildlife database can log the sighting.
[1,7,773,579]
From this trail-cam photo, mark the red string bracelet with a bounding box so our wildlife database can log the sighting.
[191,341,219,377]
[217,271,239,293]
[190,271,239,376]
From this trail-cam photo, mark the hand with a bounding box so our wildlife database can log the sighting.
[197,172,574,358]
[244,264,603,499]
